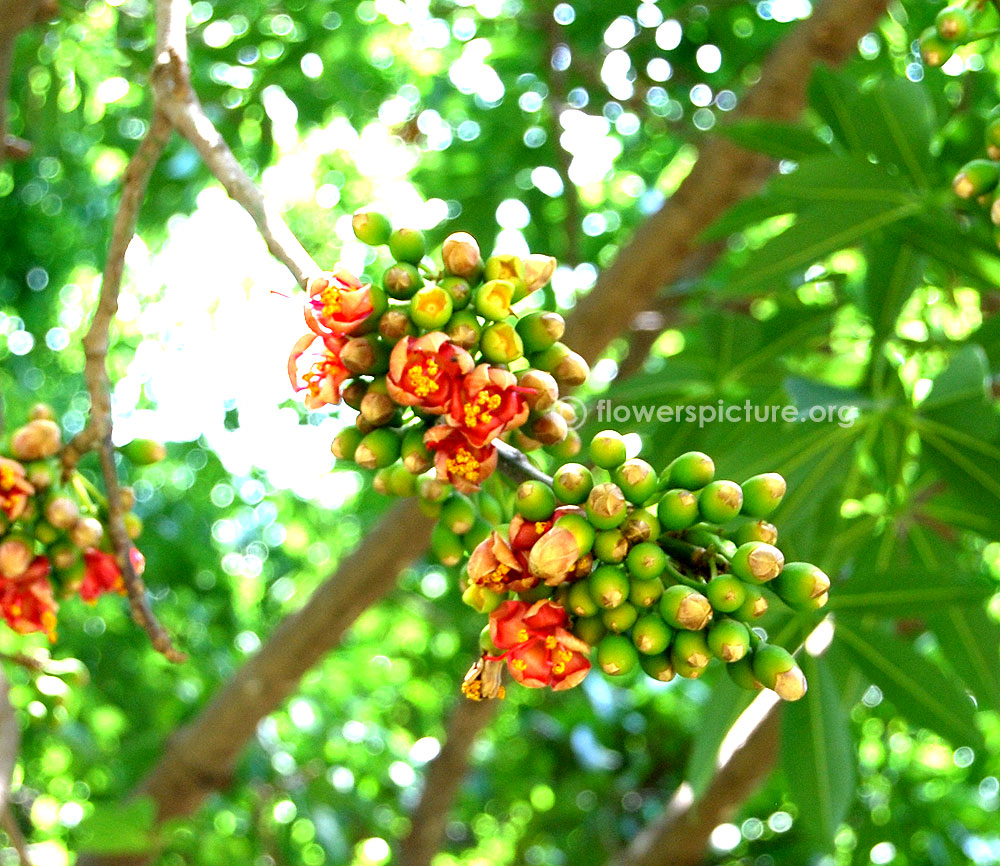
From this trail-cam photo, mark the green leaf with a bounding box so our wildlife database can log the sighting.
[717,119,831,161]
[929,606,1000,714]
[808,66,864,153]
[829,566,993,614]
[862,236,924,347]
[725,200,921,295]
[76,797,159,855]
[834,620,984,749]
[853,79,934,187]
[905,212,1000,289]
[699,196,795,242]
[769,156,913,206]
[781,654,855,848]
[685,678,755,797]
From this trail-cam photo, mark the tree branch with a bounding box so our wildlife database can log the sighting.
[0,670,26,864]
[562,0,889,363]
[398,697,498,866]
[611,693,782,866]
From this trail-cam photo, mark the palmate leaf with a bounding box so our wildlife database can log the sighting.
[929,606,1000,714]
[905,211,1000,290]
[781,654,855,849]
[861,235,924,349]
[834,620,985,750]
[828,566,993,615]
[808,66,866,153]
[717,119,831,161]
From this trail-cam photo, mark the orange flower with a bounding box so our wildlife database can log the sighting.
[446,364,530,448]
[0,556,57,640]
[0,457,33,522]
[467,531,540,594]
[424,425,497,493]
[288,333,350,409]
[387,333,474,414]
[303,270,374,336]
[79,549,135,603]
[489,600,590,691]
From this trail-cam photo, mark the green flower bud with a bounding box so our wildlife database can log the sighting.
[480,321,524,364]
[389,227,426,264]
[586,482,628,530]
[589,430,627,470]
[935,5,973,41]
[441,493,477,535]
[621,508,660,544]
[360,391,397,427]
[665,451,715,490]
[523,254,557,296]
[552,463,594,505]
[476,491,504,525]
[640,653,675,682]
[732,582,768,621]
[331,426,365,461]
[573,614,607,646]
[517,369,559,413]
[628,576,664,609]
[954,159,999,199]
[602,601,638,634]
[593,529,628,563]
[516,311,565,353]
[463,518,492,552]
[431,522,465,566]
[672,629,712,670]
[474,280,515,320]
[987,117,1000,151]
[552,349,589,389]
[684,525,739,559]
[35,521,59,546]
[626,541,667,580]
[730,541,784,584]
[597,634,639,676]
[445,310,482,349]
[752,644,807,701]
[568,580,600,617]
[483,254,526,299]
[517,581,555,602]
[529,341,570,374]
[658,489,699,531]
[613,458,657,505]
[410,285,454,330]
[341,379,368,410]
[553,511,595,555]
[120,438,167,465]
[588,564,630,610]
[772,561,831,607]
[547,429,582,461]
[442,232,483,280]
[352,211,392,246]
[357,284,389,334]
[401,427,432,475]
[698,480,744,524]
[740,473,786,518]
[354,428,401,470]
[727,656,762,691]
[342,334,391,375]
[462,583,504,614]
[659,584,713,630]
[383,262,424,299]
[729,520,778,546]
[515,480,556,522]
[440,276,472,311]
[388,465,417,497]
[631,614,672,655]
[707,618,751,662]
[919,27,953,67]
[705,574,746,613]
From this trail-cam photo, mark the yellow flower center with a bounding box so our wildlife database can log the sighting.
[304,355,338,398]
[406,358,440,398]
[512,659,527,671]
[316,285,344,318]
[517,628,529,642]
[485,563,511,585]
[445,447,482,482]
[544,635,558,650]
[463,390,502,428]
[552,662,566,674]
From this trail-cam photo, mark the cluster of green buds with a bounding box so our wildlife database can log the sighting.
[317,211,588,500]
[0,405,163,640]
[919,4,983,67]
[952,112,1000,246]
[457,430,829,701]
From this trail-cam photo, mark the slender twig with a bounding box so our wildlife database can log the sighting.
[495,440,552,486]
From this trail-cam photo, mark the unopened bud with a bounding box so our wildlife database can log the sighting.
[529,411,568,446]
[659,585,713,630]
[528,526,580,586]
[11,419,61,460]
[342,335,390,375]
[69,516,104,549]
[731,541,784,583]
[553,350,589,388]
[45,497,79,530]
[360,392,396,427]
[517,369,558,413]
[516,312,565,354]
[30,403,55,421]
[341,380,368,411]
[0,538,33,577]
[585,482,628,530]
[442,232,483,279]
[120,438,167,465]
[378,309,416,343]
[523,254,557,294]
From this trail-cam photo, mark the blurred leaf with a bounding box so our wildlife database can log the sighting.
[76,797,159,855]
[861,237,924,347]
[834,620,985,749]
[717,120,831,161]
[829,566,993,614]
[781,654,855,848]
[929,606,1000,714]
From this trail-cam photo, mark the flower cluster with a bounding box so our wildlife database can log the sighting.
[0,408,153,641]
[289,213,589,496]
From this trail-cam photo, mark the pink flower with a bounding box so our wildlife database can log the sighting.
[387,333,474,414]
[303,270,374,336]
[446,365,530,448]
[288,333,350,409]
[424,426,498,493]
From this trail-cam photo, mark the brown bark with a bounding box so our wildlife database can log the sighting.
[563,0,890,364]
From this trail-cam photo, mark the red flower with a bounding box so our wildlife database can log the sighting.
[424,425,497,493]
[79,549,136,603]
[467,531,539,594]
[288,332,350,409]
[489,600,591,691]
[387,333,474,414]
[0,556,57,640]
[303,270,374,336]
[446,365,530,448]
[0,457,34,522]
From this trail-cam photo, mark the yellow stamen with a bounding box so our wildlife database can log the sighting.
[518,628,529,642]
[462,390,503,428]
[445,448,482,482]
[512,659,527,671]
[407,363,441,398]
[544,635,558,650]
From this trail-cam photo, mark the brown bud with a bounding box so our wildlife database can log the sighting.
[587,483,627,525]
[11,419,61,460]
[511,429,544,452]
[360,392,396,427]
[379,309,415,342]
[528,527,580,586]
[517,369,558,413]
[45,497,79,530]
[0,538,33,578]
[403,450,432,476]
[553,350,590,388]
[523,254,557,293]
[529,412,568,446]
[355,415,375,435]
[69,517,104,549]
[574,552,594,579]
[119,487,136,510]
[675,594,713,630]
[773,666,808,701]
[442,232,483,279]
[342,337,376,374]
[52,546,79,571]
[341,380,368,411]
[553,400,577,427]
